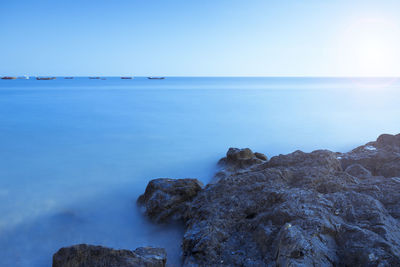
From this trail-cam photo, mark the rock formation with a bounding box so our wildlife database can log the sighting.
[137,178,203,223]
[52,244,166,267]
[139,135,400,266]
[214,148,268,182]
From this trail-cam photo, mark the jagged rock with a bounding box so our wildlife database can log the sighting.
[139,133,400,266]
[254,152,268,161]
[340,133,400,177]
[137,178,203,223]
[227,147,254,160]
[52,244,166,267]
[218,148,267,170]
[272,222,338,266]
[266,149,341,173]
[214,148,268,182]
[376,133,400,148]
[345,163,372,179]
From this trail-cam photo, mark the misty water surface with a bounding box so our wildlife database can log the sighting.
[0,77,399,266]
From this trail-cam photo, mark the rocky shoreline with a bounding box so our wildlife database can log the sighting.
[53,133,400,266]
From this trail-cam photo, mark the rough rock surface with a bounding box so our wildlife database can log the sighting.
[52,244,166,267]
[340,133,400,178]
[140,133,400,266]
[137,178,203,223]
[215,148,268,181]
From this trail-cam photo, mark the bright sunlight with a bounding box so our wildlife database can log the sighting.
[338,18,400,76]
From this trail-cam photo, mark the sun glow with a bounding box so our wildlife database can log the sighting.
[337,18,400,76]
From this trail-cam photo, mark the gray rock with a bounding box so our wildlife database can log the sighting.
[227,147,255,161]
[214,148,268,182]
[340,133,400,177]
[52,244,166,267]
[218,148,267,171]
[137,178,203,223]
[376,133,400,148]
[254,152,268,161]
[140,133,400,266]
[345,163,372,179]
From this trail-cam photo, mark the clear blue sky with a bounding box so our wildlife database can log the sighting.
[2,0,400,76]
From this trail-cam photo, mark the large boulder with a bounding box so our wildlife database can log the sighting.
[219,147,268,169]
[137,178,203,223]
[180,148,400,266]
[376,133,400,148]
[214,148,268,181]
[139,133,400,266]
[52,244,166,267]
[340,133,400,177]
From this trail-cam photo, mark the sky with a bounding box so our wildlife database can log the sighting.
[1,0,400,76]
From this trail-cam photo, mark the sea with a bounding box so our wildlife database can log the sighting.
[0,77,400,266]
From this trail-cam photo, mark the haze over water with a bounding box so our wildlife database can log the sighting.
[1,77,400,266]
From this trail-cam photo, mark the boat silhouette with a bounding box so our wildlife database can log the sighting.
[36,77,56,80]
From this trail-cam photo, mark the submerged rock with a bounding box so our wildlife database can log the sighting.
[139,133,400,266]
[137,178,203,223]
[52,244,166,267]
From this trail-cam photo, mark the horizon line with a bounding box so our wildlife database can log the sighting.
[2,75,400,78]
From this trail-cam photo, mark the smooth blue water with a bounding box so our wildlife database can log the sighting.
[1,77,400,266]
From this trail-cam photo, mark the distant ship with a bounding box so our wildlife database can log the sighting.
[89,77,100,79]
[148,77,165,80]
[1,76,17,80]
[36,77,56,80]
[121,77,133,79]
[64,77,74,79]
[17,76,29,80]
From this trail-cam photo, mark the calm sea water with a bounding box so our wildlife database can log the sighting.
[1,77,400,266]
